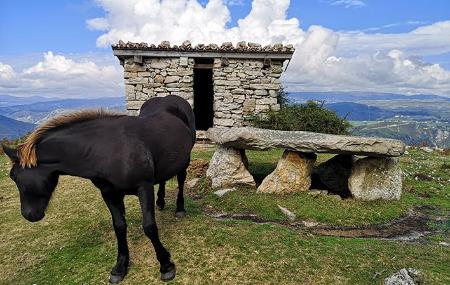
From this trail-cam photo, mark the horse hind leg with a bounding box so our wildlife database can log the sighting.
[175,165,188,218]
[156,182,166,210]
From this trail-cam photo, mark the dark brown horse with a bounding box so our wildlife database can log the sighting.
[3,95,196,283]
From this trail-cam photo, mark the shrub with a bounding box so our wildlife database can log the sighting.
[250,98,351,135]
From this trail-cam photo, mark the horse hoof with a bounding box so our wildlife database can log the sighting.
[175,211,186,218]
[161,265,176,281]
[109,274,125,284]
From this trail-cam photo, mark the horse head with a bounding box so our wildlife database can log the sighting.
[3,145,59,222]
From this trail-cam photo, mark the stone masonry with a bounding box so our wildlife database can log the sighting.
[212,58,282,127]
[113,41,294,127]
[124,57,195,116]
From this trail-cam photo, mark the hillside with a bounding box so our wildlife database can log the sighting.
[352,120,450,148]
[0,147,448,284]
[0,97,125,124]
[0,115,35,139]
[0,94,57,107]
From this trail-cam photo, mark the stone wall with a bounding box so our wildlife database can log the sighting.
[124,57,195,116]
[212,58,283,127]
[123,57,283,127]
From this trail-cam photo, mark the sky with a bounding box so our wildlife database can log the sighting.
[0,0,450,98]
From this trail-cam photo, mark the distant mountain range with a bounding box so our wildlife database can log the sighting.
[0,96,125,124]
[289,92,450,148]
[0,115,35,139]
[289,92,450,122]
[0,96,124,139]
[0,95,57,107]
[0,93,449,148]
[288,92,450,103]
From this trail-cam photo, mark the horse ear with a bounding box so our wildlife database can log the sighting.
[2,145,19,163]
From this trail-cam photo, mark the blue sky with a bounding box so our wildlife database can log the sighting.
[1,0,450,98]
[1,0,449,54]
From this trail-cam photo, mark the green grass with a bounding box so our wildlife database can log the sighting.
[199,148,449,226]
[0,147,449,284]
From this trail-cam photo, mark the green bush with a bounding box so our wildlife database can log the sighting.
[250,99,351,135]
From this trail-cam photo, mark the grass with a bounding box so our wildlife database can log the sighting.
[0,147,449,284]
[200,148,449,226]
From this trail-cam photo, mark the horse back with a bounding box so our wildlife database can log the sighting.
[139,96,196,143]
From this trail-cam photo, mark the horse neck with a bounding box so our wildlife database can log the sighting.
[36,129,97,178]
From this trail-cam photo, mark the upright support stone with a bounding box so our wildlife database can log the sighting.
[206,146,255,189]
[348,157,402,200]
[257,150,316,194]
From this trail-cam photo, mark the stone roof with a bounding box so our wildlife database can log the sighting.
[112,40,295,54]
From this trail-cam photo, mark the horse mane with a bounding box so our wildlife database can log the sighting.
[18,109,125,168]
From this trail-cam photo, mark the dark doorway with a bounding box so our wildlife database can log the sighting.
[193,58,214,130]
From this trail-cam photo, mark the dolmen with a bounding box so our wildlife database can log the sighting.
[206,127,406,200]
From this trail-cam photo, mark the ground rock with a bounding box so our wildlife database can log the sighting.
[186,178,200,190]
[214,188,237,197]
[277,205,296,221]
[384,268,421,285]
[257,150,316,194]
[206,146,255,188]
[207,127,405,157]
[349,157,402,200]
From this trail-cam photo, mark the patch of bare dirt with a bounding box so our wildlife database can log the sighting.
[187,159,209,178]
[206,206,448,241]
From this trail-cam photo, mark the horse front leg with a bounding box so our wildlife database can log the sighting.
[156,182,166,211]
[101,192,129,284]
[175,166,187,218]
[137,182,176,281]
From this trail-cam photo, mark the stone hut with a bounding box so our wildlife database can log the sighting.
[112,40,294,131]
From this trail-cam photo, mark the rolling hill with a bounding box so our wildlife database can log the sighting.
[0,115,35,139]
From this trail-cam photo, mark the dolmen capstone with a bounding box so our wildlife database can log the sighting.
[206,127,406,200]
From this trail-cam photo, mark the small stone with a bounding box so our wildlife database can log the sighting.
[237,41,247,49]
[179,57,188,66]
[149,60,170,69]
[420,147,433,153]
[257,150,316,194]
[164,76,180,84]
[159,41,171,48]
[308,189,329,196]
[154,75,165,83]
[384,268,418,285]
[214,188,237,197]
[181,40,192,48]
[277,205,296,221]
[186,178,200,190]
[221,42,233,49]
[302,221,319,227]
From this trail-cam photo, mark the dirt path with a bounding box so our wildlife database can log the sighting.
[206,205,449,241]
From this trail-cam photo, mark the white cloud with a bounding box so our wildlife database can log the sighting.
[329,0,366,8]
[85,0,450,97]
[86,17,110,31]
[0,52,123,98]
[224,0,245,6]
[2,1,450,98]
